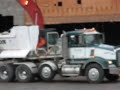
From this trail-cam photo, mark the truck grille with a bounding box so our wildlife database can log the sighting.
[117,51,120,67]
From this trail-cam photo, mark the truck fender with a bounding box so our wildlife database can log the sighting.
[14,62,38,74]
[82,57,109,70]
[39,61,57,71]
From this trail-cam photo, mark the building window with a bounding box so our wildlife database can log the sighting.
[58,2,62,6]
[77,0,81,4]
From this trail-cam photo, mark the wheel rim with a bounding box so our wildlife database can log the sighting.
[41,66,51,78]
[0,67,8,80]
[18,69,27,80]
[88,68,99,81]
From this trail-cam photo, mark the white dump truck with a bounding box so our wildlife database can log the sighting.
[0,26,120,83]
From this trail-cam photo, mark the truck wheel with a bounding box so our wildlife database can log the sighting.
[85,64,104,83]
[16,65,33,82]
[0,64,14,82]
[105,74,119,82]
[39,64,56,81]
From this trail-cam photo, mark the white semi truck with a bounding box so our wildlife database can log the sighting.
[0,26,120,83]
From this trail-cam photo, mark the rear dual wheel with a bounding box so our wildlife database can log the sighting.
[0,64,35,83]
[15,65,33,83]
[0,64,14,82]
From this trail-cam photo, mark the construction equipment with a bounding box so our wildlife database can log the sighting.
[17,0,44,29]
[0,0,120,83]
[17,0,45,48]
[0,27,120,83]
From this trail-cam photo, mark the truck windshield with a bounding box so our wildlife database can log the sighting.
[84,34,104,46]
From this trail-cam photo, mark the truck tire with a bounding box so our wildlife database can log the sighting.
[85,64,104,83]
[16,64,33,82]
[39,64,56,81]
[0,64,14,82]
[105,74,119,82]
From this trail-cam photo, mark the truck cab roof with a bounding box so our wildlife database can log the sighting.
[66,28,101,36]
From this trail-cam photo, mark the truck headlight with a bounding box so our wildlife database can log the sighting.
[108,61,112,64]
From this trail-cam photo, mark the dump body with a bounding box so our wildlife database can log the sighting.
[0,26,39,58]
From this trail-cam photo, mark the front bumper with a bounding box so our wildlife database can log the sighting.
[109,64,120,74]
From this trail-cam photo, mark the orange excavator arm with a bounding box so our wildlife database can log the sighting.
[17,0,46,48]
[17,0,44,29]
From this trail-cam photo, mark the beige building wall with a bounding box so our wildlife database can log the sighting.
[0,0,24,25]
[26,0,120,25]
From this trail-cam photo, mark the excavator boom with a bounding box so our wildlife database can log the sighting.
[17,0,45,48]
[17,0,44,29]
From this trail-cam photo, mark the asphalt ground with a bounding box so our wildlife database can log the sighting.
[0,75,120,90]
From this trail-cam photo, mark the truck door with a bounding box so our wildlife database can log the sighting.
[68,35,86,59]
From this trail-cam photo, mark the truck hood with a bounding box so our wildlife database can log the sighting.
[95,44,115,51]
[94,44,116,60]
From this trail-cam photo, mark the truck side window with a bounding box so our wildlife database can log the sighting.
[68,35,79,47]
[47,33,59,45]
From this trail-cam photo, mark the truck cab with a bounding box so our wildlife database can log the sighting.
[56,28,120,83]
[62,28,105,62]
